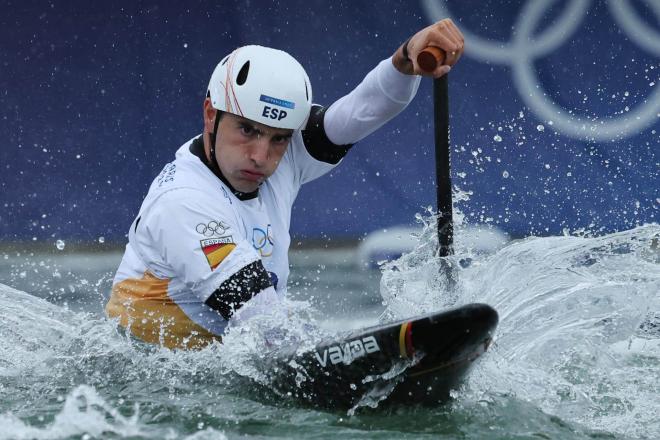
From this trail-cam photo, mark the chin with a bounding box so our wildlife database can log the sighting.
[237,182,260,193]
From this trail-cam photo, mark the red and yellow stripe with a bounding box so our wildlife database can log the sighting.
[399,321,414,359]
[202,243,236,270]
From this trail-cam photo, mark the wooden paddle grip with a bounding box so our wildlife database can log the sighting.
[417,47,446,72]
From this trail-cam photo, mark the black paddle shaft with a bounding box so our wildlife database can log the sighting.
[434,75,453,257]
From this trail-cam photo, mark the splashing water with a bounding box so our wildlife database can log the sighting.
[0,281,337,438]
[0,219,658,438]
[378,214,660,438]
[0,383,229,440]
[464,227,660,438]
[219,297,331,386]
[0,385,144,439]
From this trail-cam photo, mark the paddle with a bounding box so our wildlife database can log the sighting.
[417,48,453,257]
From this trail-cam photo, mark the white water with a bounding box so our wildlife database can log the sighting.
[380,221,660,438]
[0,223,658,438]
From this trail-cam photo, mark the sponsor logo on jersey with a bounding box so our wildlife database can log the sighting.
[314,335,380,367]
[196,220,231,237]
[200,237,235,270]
[156,163,176,187]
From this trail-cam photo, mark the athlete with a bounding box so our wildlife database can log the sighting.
[106,19,465,349]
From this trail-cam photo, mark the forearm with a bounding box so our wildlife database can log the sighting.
[323,58,421,145]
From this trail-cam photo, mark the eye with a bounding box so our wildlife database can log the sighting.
[272,135,290,144]
[239,124,255,136]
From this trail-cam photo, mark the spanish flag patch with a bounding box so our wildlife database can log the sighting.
[200,237,235,270]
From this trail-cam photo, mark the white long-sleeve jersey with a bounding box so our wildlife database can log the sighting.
[106,58,420,349]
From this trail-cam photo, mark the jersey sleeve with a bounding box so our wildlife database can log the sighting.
[278,128,341,187]
[323,57,421,145]
[279,103,358,187]
[281,58,421,187]
[132,187,267,307]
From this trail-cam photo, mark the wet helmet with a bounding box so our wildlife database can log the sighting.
[207,45,312,130]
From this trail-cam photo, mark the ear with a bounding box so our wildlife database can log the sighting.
[203,98,217,133]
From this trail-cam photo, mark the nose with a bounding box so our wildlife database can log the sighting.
[248,137,270,166]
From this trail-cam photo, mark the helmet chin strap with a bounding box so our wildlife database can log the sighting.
[208,110,223,172]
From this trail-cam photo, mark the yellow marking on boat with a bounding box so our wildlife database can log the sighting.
[399,322,411,358]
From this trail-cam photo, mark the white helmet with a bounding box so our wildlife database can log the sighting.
[207,45,312,130]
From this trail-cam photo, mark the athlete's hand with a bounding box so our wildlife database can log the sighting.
[392,19,464,78]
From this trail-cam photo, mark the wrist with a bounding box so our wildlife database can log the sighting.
[401,36,412,62]
[392,37,415,75]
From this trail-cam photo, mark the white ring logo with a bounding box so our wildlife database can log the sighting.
[421,0,660,141]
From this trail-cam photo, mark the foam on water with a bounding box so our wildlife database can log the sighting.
[0,281,330,438]
[0,385,143,440]
[0,384,228,440]
[219,296,332,386]
[379,219,660,438]
[0,221,658,438]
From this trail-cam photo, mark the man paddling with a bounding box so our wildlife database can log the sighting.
[106,19,465,349]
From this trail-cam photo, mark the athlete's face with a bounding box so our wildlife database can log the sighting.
[205,103,293,193]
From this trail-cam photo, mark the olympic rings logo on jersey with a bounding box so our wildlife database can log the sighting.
[196,220,231,237]
[421,0,660,141]
[252,225,274,257]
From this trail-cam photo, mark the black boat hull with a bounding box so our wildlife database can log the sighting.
[266,303,499,409]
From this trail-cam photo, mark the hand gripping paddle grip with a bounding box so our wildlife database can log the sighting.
[417,47,446,73]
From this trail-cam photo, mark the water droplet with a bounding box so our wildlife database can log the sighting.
[350,383,357,390]
[493,135,502,142]
[55,239,65,250]
[536,124,545,132]
[98,236,105,244]
[544,164,551,169]
[502,170,510,178]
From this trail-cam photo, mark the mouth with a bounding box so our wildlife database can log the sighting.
[240,169,265,182]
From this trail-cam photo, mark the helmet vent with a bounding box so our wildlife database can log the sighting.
[304,80,309,101]
[220,56,229,66]
[236,61,250,86]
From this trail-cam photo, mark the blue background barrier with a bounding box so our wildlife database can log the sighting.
[1,0,658,242]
